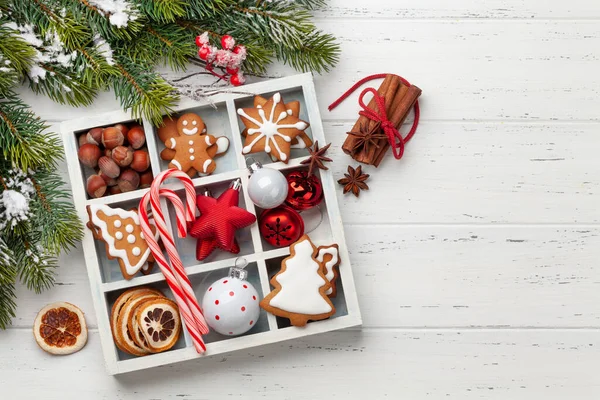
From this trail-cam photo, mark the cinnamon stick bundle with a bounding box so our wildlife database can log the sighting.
[342,74,421,167]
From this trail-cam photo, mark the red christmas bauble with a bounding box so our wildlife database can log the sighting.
[285,171,323,211]
[259,206,304,248]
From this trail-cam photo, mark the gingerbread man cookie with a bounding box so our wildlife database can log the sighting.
[237,93,310,163]
[260,235,335,326]
[160,113,229,176]
[86,205,159,280]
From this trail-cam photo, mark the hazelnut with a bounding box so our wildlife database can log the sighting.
[98,156,120,178]
[86,127,103,145]
[86,175,107,198]
[108,185,122,195]
[112,145,133,167]
[104,148,113,158]
[127,125,146,149]
[78,133,88,147]
[102,127,124,149]
[117,169,140,193]
[139,171,154,188]
[99,171,117,187]
[78,143,102,169]
[114,123,129,137]
[130,150,150,172]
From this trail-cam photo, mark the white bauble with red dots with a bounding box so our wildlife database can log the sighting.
[202,274,260,336]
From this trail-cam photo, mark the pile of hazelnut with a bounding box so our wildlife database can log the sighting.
[77,123,153,198]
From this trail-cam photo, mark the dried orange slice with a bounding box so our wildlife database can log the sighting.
[33,302,88,355]
[136,298,181,353]
[115,291,161,356]
[110,287,162,355]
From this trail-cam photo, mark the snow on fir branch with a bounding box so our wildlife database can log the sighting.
[0,168,34,230]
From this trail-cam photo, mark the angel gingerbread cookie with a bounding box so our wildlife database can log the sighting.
[159,113,229,176]
[241,95,313,153]
[86,204,159,280]
[260,234,335,326]
[316,244,341,298]
[237,92,310,163]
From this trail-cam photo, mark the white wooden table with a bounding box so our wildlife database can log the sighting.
[2,1,600,398]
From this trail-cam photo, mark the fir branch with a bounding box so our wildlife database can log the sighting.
[134,0,186,23]
[27,63,98,107]
[14,238,57,294]
[0,238,17,329]
[0,22,35,77]
[185,0,232,19]
[274,30,339,73]
[123,22,195,70]
[29,170,83,254]
[0,94,63,171]
[113,58,179,125]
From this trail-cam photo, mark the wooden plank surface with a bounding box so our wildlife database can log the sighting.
[2,329,599,399]
[4,1,600,398]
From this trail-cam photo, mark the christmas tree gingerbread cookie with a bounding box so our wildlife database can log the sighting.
[237,93,310,163]
[159,113,229,176]
[260,234,335,326]
[86,205,159,280]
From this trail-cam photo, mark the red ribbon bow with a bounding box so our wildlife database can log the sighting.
[328,73,420,160]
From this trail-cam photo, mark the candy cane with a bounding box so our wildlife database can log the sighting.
[139,170,209,353]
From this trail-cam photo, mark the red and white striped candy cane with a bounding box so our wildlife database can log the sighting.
[139,169,209,353]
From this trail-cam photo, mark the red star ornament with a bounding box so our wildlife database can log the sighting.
[196,237,240,261]
[190,186,256,251]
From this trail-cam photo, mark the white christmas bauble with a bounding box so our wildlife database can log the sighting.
[247,163,288,209]
[202,276,260,336]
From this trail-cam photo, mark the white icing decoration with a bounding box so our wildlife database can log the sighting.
[189,140,194,145]
[132,247,140,256]
[237,93,308,161]
[192,120,197,126]
[127,234,136,244]
[140,232,144,239]
[316,247,339,295]
[115,232,123,240]
[269,238,332,314]
[287,109,293,115]
[189,148,194,153]
[204,136,212,145]
[182,127,198,135]
[169,137,176,149]
[190,155,195,161]
[126,224,134,233]
[182,120,188,126]
[171,159,182,170]
[202,128,207,133]
[202,159,212,172]
[114,220,122,228]
[88,205,159,276]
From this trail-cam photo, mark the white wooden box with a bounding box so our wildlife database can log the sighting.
[61,73,362,375]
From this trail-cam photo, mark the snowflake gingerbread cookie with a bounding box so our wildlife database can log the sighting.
[86,204,159,280]
[237,93,310,163]
[260,234,336,326]
[160,113,229,176]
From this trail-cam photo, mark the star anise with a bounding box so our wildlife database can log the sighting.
[347,121,387,154]
[338,165,370,197]
[300,140,332,176]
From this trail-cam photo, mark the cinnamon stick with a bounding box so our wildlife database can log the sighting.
[372,85,422,167]
[342,74,401,157]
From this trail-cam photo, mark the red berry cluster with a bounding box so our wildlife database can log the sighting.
[195,32,247,86]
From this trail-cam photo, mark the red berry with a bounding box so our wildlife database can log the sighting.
[198,46,210,61]
[230,73,244,86]
[221,35,235,50]
[195,35,203,47]
[226,66,239,75]
[232,45,243,54]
